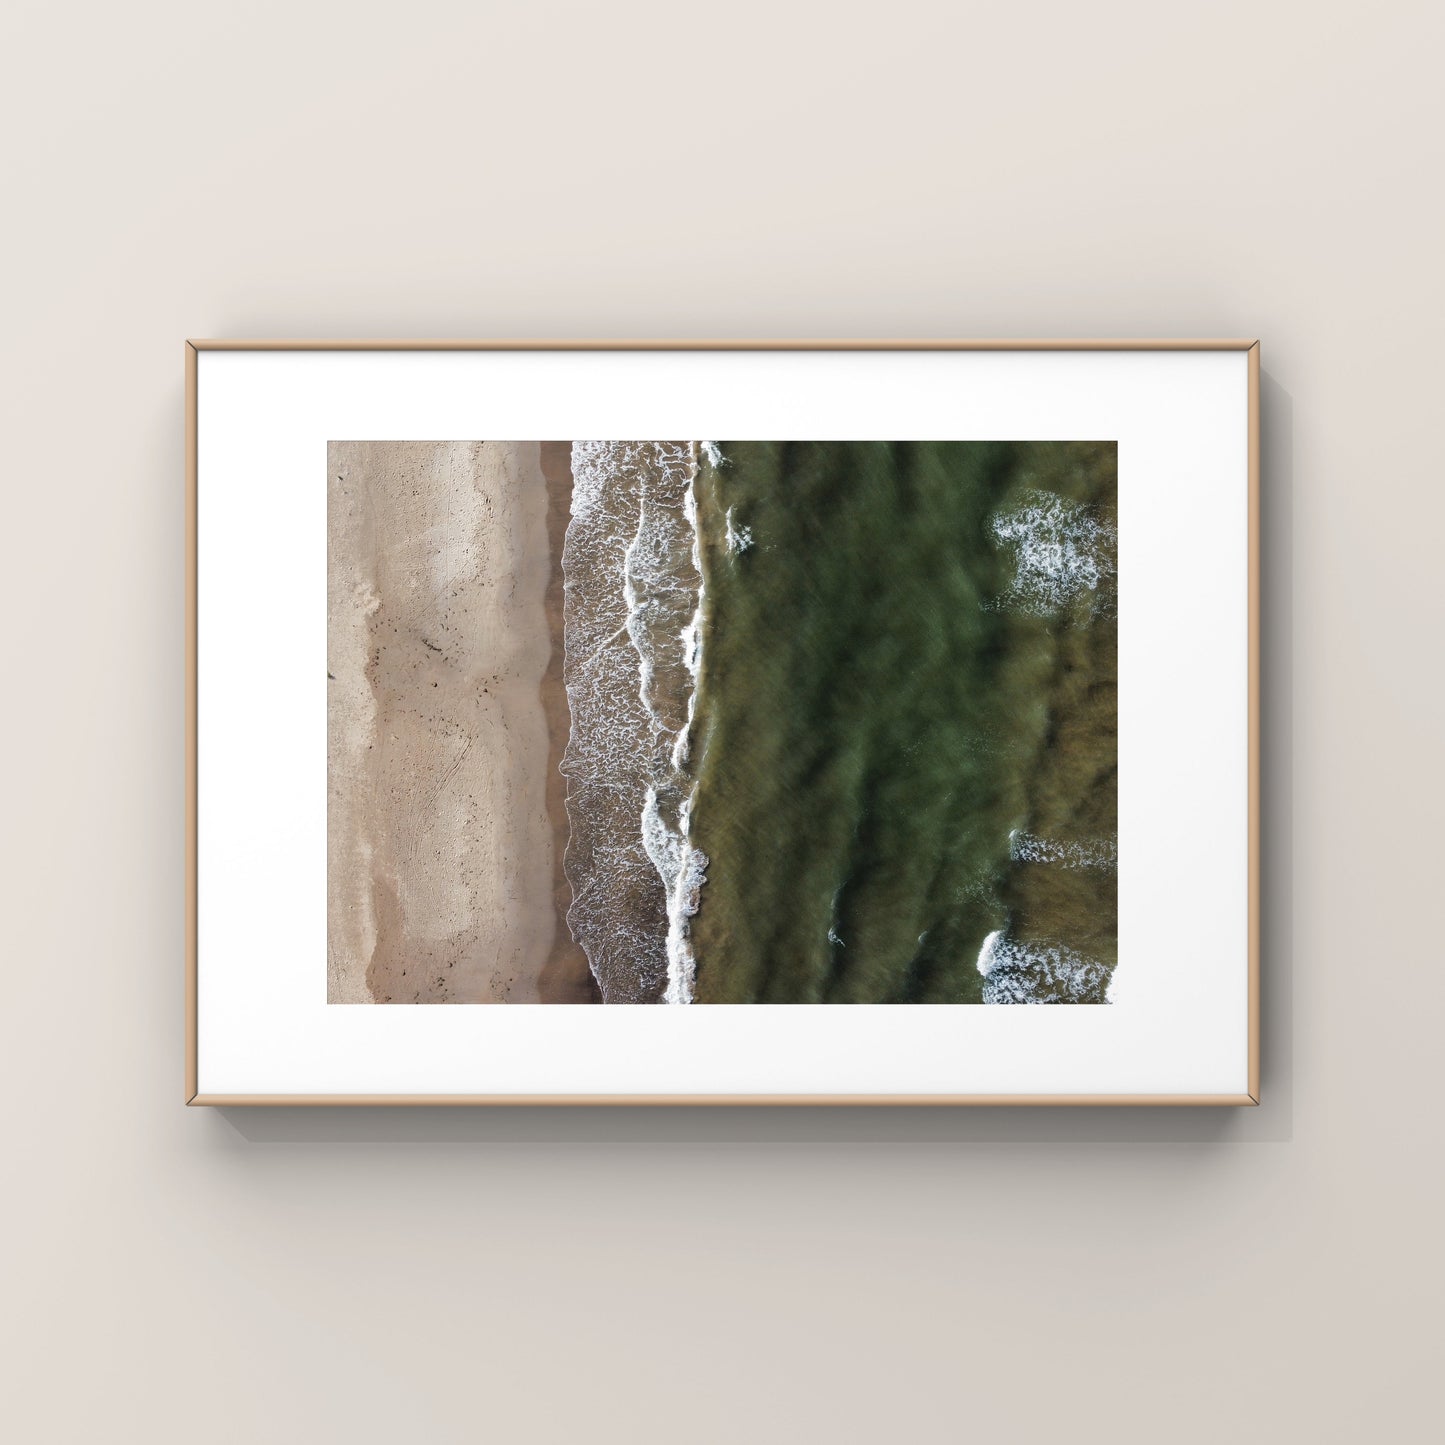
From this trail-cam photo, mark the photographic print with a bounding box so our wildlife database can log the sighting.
[328,438,1118,1007]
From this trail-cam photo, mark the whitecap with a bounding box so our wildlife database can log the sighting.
[981,935,1112,1004]
[725,507,753,555]
[1009,831,1117,870]
[989,489,1116,616]
[975,928,1004,977]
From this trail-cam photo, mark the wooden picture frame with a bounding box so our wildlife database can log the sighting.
[187,339,1259,1105]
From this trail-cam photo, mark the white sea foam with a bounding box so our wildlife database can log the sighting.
[981,935,1112,1004]
[725,506,753,554]
[1009,829,1118,870]
[670,687,695,770]
[647,787,708,1005]
[975,928,1004,976]
[654,445,709,1003]
[989,489,1116,616]
[561,441,708,1004]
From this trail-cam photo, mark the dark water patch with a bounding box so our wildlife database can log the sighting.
[688,441,1117,1004]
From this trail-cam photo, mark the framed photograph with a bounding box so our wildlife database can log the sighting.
[186,340,1259,1105]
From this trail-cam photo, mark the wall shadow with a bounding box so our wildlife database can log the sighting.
[1255,369,1295,1139]
[215,1101,1251,1147]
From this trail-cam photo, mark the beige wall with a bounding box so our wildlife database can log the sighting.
[1,1,1439,1439]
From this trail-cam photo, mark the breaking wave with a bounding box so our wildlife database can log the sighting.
[724,506,753,554]
[977,933,1112,1004]
[1009,829,1118,870]
[990,489,1116,616]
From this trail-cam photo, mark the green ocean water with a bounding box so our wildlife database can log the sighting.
[686,441,1117,1004]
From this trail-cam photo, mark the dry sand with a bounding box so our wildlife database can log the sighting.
[328,440,586,1003]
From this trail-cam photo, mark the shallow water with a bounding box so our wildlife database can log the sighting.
[560,442,705,1003]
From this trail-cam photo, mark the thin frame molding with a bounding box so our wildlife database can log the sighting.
[185,338,1261,1108]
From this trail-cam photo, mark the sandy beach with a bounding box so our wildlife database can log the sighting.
[327,440,569,1003]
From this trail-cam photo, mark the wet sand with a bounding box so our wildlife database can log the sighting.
[328,440,582,1002]
[538,443,601,1001]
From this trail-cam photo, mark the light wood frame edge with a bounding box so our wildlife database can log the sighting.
[1246,341,1261,1105]
[185,338,1261,1108]
[190,1094,1258,1107]
[186,340,199,1104]
[188,338,1257,352]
